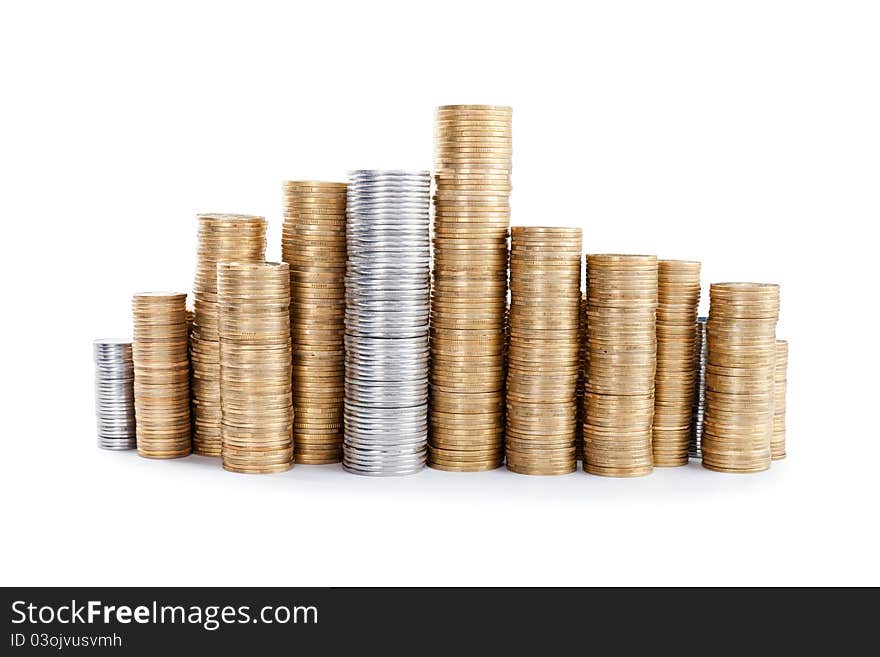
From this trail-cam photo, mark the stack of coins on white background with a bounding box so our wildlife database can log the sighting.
[583,255,659,477]
[429,105,512,472]
[131,292,192,459]
[702,283,780,473]
[343,170,431,476]
[218,262,294,474]
[191,214,266,456]
[93,339,136,450]
[282,181,348,464]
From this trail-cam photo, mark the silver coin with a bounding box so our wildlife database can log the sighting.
[93,338,137,450]
[343,438,427,451]
[343,448,426,460]
[343,450,426,464]
[343,448,426,472]
[343,420,428,435]
[342,464,425,477]
[345,351,429,364]
[344,368,429,383]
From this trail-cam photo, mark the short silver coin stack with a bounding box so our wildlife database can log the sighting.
[94,339,136,450]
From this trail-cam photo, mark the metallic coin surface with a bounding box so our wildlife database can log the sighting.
[583,255,658,477]
[652,260,701,466]
[94,339,137,450]
[191,213,266,456]
[505,227,581,475]
[282,180,347,464]
[343,170,431,476]
[218,262,293,474]
[131,293,192,458]
[701,283,780,473]
[772,339,789,460]
[429,105,512,470]
[688,317,708,459]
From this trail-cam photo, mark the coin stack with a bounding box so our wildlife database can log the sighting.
[282,181,347,465]
[131,292,192,458]
[583,255,658,477]
[191,214,266,456]
[505,227,581,475]
[652,260,701,466]
[576,293,586,461]
[702,283,780,473]
[94,339,136,450]
[186,307,194,436]
[772,339,788,460]
[429,104,512,472]
[218,262,293,474]
[689,316,708,459]
[343,170,431,476]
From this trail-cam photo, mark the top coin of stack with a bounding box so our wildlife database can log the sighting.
[583,255,659,477]
[190,213,266,456]
[131,292,192,459]
[772,339,788,460]
[702,282,780,473]
[506,227,582,475]
[218,262,293,474]
[282,181,347,465]
[652,260,701,466]
[429,104,512,472]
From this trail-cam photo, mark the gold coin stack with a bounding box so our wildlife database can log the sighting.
[506,227,581,475]
[702,282,780,473]
[429,104,512,472]
[282,181,347,465]
[217,262,293,474]
[653,260,702,466]
[191,213,266,456]
[576,292,586,461]
[583,254,659,477]
[772,339,788,460]
[131,292,192,459]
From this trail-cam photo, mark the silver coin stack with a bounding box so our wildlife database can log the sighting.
[343,170,431,476]
[94,339,136,450]
[688,317,708,459]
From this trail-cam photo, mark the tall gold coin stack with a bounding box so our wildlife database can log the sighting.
[429,104,512,472]
[583,255,659,477]
[702,282,780,473]
[217,262,293,474]
[282,181,347,465]
[131,292,192,459]
[576,293,586,461]
[772,339,788,460]
[652,260,702,466]
[506,227,581,475]
[191,213,266,456]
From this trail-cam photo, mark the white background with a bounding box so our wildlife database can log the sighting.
[1,0,878,586]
